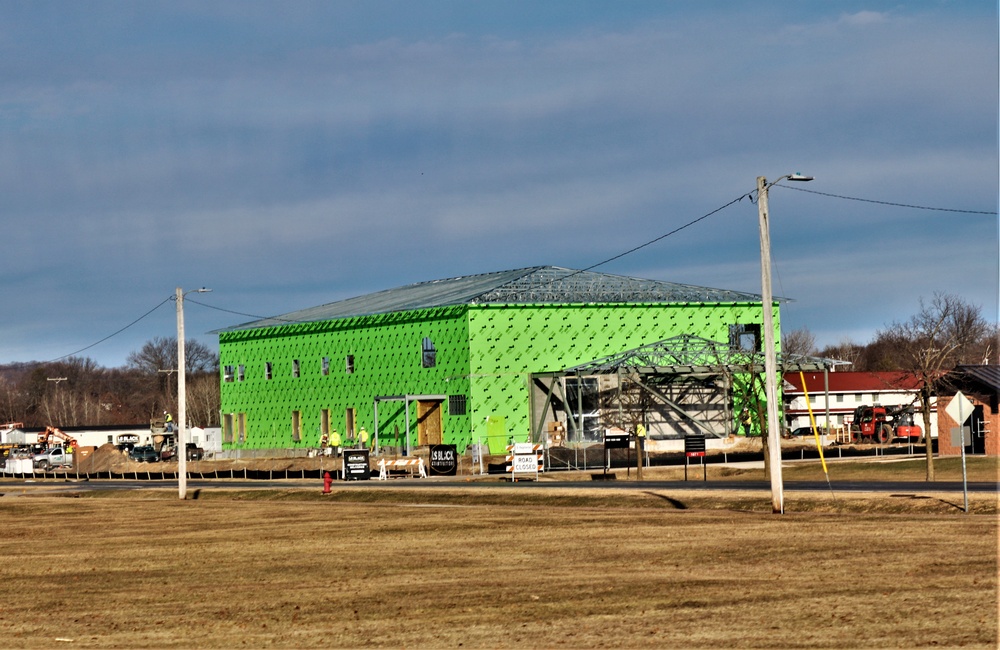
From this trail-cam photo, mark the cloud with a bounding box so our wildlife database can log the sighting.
[0,2,996,367]
[839,11,890,27]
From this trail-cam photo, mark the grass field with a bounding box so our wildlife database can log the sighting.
[0,479,996,648]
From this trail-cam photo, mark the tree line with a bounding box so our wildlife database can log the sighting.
[0,337,220,429]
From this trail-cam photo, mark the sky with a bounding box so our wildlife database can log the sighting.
[2,1,997,368]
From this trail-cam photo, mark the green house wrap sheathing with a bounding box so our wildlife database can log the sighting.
[217,267,777,453]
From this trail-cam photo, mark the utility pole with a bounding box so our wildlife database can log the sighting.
[176,286,211,500]
[176,287,188,500]
[757,177,784,514]
[756,173,813,514]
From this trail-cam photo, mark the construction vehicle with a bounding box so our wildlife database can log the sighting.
[34,446,73,471]
[849,405,922,444]
[37,426,77,450]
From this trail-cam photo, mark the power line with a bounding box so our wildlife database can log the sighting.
[776,184,998,215]
[560,192,754,281]
[45,297,173,363]
[184,298,305,324]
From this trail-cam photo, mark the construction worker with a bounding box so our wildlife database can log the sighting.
[740,408,752,436]
[164,411,174,433]
[330,428,342,456]
[358,426,369,449]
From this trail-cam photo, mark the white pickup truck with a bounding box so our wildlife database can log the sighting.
[33,446,73,470]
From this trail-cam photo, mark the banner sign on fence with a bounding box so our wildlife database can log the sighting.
[429,444,458,476]
[343,449,370,480]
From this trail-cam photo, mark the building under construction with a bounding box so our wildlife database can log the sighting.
[217,266,828,454]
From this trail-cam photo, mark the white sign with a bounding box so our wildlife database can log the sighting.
[512,453,539,474]
[513,442,535,455]
[946,391,974,424]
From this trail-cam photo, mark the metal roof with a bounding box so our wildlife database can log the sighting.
[946,365,1000,392]
[785,371,925,394]
[221,266,767,332]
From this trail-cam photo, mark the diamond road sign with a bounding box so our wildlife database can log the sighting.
[946,391,974,424]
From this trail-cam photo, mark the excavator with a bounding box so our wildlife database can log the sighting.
[37,426,77,450]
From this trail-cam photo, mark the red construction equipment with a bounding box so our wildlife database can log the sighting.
[850,405,922,444]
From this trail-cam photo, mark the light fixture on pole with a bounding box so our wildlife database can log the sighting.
[756,173,813,514]
[176,286,212,500]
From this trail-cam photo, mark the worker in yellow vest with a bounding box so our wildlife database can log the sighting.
[330,428,342,456]
[358,426,370,449]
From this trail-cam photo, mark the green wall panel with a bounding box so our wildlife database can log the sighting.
[465,302,775,450]
[220,307,471,450]
[219,300,778,452]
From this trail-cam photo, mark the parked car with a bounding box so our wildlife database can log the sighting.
[185,443,205,461]
[158,443,204,462]
[128,445,159,463]
[789,426,827,437]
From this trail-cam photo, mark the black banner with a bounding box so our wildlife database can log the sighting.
[429,445,458,476]
[343,449,371,480]
[684,434,706,457]
[604,431,631,449]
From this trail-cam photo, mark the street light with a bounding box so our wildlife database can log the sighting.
[176,286,211,500]
[756,173,813,514]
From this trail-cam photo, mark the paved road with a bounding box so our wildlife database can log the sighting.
[2,476,996,495]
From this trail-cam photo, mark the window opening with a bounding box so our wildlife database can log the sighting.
[265,362,273,380]
[322,357,330,376]
[292,359,300,378]
[729,324,761,352]
[448,395,467,416]
[223,413,234,443]
[223,365,234,382]
[291,410,301,442]
[346,355,355,374]
[237,364,245,382]
[421,337,437,368]
[345,408,356,440]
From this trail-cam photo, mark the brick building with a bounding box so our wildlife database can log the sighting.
[935,365,999,457]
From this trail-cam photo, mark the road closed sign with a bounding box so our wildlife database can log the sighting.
[512,453,539,474]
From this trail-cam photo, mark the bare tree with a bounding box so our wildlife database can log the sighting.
[781,328,816,357]
[186,374,221,428]
[126,337,218,375]
[877,293,990,480]
[818,339,866,368]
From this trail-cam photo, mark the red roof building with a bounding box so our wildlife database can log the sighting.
[782,371,937,436]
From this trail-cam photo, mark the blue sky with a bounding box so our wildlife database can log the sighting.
[2,1,997,367]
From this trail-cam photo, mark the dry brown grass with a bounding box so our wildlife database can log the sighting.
[0,487,996,649]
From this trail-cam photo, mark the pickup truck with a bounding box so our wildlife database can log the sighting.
[185,443,205,461]
[33,446,73,470]
[160,443,205,462]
